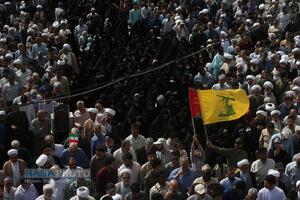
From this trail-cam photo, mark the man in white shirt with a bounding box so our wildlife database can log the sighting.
[118,152,141,183]
[258,175,286,200]
[15,61,32,87]
[125,123,146,151]
[2,74,20,104]
[14,178,38,200]
[251,147,275,187]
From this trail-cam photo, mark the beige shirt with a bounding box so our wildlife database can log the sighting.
[251,158,275,185]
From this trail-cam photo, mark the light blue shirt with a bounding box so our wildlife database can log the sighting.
[128,9,141,25]
[220,177,242,190]
[168,168,199,193]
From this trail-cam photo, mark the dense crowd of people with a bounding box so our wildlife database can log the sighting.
[1,0,300,199]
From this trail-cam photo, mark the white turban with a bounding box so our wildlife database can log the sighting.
[256,110,267,117]
[265,103,275,112]
[119,168,131,178]
[251,85,261,92]
[87,108,98,114]
[77,186,89,198]
[268,169,280,178]
[36,154,48,167]
[270,110,281,116]
[246,75,255,81]
[263,81,274,90]
[104,108,116,116]
[7,149,18,157]
[237,159,249,168]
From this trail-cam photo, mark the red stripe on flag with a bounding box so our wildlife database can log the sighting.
[188,88,201,118]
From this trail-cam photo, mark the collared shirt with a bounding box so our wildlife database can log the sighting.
[168,168,199,193]
[14,184,38,200]
[258,186,286,200]
[125,134,146,151]
[251,158,275,185]
[118,161,141,183]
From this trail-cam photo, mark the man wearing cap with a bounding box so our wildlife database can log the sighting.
[257,175,286,200]
[187,184,213,200]
[271,110,283,131]
[83,108,98,149]
[3,149,26,187]
[248,85,264,117]
[70,186,95,200]
[236,159,256,190]
[207,138,248,167]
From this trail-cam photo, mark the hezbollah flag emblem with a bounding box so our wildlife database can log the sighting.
[197,89,249,125]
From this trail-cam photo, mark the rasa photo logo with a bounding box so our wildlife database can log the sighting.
[24,169,90,179]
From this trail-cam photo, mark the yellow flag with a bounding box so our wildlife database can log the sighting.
[197,89,249,125]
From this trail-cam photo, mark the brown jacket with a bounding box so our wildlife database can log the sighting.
[3,159,26,181]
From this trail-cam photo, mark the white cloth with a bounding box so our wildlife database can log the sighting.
[11,162,21,186]
[258,186,286,200]
[118,161,141,183]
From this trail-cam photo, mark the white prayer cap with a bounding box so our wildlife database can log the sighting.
[292,86,300,93]
[194,184,206,195]
[63,43,72,50]
[60,19,68,25]
[175,6,182,11]
[199,8,209,14]
[157,94,165,101]
[250,58,259,64]
[265,103,275,112]
[220,31,228,37]
[119,168,131,177]
[263,81,274,90]
[36,154,48,167]
[285,90,296,98]
[293,48,300,53]
[5,53,13,59]
[237,159,249,168]
[251,85,261,92]
[154,138,166,146]
[270,110,281,116]
[259,4,265,9]
[57,60,65,65]
[224,53,233,59]
[36,4,43,9]
[0,38,7,43]
[246,19,252,24]
[266,14,273,18]
[87,108,98,114]
[11,140,20,147]
[295,60,300,66]
[297,180,300,188]
[0,110,5,116]
[7,149,18,156]
[256,110,267,117]
[268,169,280,178]
[279,59,288,64]
[205,62,212,69]
[52,21,60,29]
[246,75,255,80]
[4,2,11,6]
[13,59,22,65]
[104,108,116,116]
[253,22,260,27]
[77,186,89,198]
[220,14,226,18]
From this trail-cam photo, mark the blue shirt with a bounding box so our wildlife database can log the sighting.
[168,168,199,193]
[91,133,105,155]
[128,9,141,25]
[220,177,242,190]
[60,148,89,168]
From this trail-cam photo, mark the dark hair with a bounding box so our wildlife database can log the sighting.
[106,182,116,190]
[96,144,107,152]
[41,144,54,152]
[146,150,155,156]
[122,152,133,161]
[130,183,140,192]
[150,158,162,168]
[105,157,115,165]
[235,181,246,191]
[171,150,180,157]
[257,147,267,154]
